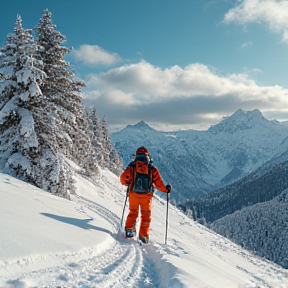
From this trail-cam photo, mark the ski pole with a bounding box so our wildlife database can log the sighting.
[165,189,170,245]
[120,185,129,231]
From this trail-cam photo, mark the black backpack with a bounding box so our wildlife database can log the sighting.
[132,153,153,193]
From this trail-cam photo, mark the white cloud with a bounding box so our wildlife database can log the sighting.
[72,45,122,66]
[241,41,253,48]
[224,0,288,42]
[87,61,238,100]
[84,60,288,130]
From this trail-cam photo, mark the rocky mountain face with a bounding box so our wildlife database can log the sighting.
[111,109,288,203]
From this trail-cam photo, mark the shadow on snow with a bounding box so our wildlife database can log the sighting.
[40,212,113,236]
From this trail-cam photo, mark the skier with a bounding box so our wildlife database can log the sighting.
[120,146,171,244]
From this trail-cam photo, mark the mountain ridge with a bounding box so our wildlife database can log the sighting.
[112,109,288,203]
[182,157,288,223]
[120,108,275,134]
[125,120,156,131]
[208,109,267,134]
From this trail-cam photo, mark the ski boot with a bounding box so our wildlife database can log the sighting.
[139,235,149,244]
[125,228,136,238]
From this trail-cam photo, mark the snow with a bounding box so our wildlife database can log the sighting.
[18,108,38,145]
[0,66,15,79]
[62,155,83,172]
[16,68,33,85]
[0,170,287,288]
[29,81,42,97]
[6,152,32,173]
[0,96,17,125]
[165,134,177,138]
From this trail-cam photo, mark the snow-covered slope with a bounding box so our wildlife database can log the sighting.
[112,109,288,203]
[211,189,288,269]
[1,171,287,288]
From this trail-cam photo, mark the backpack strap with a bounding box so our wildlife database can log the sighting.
[149,163,154,192]
[128,161,135,168]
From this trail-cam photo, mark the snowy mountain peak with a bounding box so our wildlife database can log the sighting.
[233,108,263,119]
[126,120,155,131]
[134,120,149,128]
[208,109,267,134]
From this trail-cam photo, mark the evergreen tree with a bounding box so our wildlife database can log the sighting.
[0,15,55,190]
[88,107,104,167]
[89,107,103,143]
[88,111,123,175]
[100,115,123,175]
[34,9,98,178]
[0,29,18,111]
[211,188,288,269]
[0,12,98,198]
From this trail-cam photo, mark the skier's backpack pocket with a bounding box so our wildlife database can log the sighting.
[132,154,152,193]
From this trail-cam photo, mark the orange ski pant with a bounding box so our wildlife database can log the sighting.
[125,192,152,237]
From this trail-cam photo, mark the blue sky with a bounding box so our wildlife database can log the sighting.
[1,0,288,131]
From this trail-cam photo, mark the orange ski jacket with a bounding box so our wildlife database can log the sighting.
[120,163,168,194]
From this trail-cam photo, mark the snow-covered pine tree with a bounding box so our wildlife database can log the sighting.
[0,30,18,111]
[100,115,123,175]
[34,9,98,178]
[0,12,99,198]
[88,107,104,168]
[0,15,70,194]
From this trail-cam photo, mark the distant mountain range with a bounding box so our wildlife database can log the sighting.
[180,153,288,223]
[112,109,288,203]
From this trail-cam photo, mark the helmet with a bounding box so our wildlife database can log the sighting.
[135,146,149,156]
[134,146,153,163]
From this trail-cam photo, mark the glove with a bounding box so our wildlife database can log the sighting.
[166,184,172,193]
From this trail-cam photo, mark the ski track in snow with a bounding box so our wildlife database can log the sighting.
[14,241,155,288]
[4,195,159,288]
